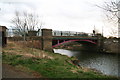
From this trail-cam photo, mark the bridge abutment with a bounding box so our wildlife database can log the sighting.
[41,29,53,52]
[97,34,104,52]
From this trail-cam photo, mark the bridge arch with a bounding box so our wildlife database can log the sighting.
[52,39,97,48]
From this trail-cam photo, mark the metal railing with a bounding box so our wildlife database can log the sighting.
[6,29,94,37]
[6,29,42,37]
[52,30,94,37]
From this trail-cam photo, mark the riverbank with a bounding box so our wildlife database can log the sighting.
[54,42,120,55]
[2,41,118,78]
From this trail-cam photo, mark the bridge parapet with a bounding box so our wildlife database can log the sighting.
[53,36,97,40]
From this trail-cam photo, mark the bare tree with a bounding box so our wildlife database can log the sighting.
[96,1,119,22]
[95,0,120,37]
[11,11,42,37]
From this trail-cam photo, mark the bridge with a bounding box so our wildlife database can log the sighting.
[42,29,103,52]
[52,36,97,47]
[1,26,103,52]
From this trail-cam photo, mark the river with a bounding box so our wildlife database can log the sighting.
[54,49,119,77]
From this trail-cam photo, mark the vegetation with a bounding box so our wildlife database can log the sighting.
[2,41,118,78]
[96,0,119,37]
[11,11,43,37]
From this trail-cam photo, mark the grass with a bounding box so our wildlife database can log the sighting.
[2,41,118,78]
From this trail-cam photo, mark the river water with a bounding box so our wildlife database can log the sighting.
[54,49,119,77]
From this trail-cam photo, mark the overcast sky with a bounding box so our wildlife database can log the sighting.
[0,0,117,37]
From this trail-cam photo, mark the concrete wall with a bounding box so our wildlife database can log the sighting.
[8,36,42,49]
[103,39,120,54]
[28,31,38,36]
[7,29,53,52]
[96,35,104,52]
[8,36,42,41]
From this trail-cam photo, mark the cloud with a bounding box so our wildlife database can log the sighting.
[0,0,114,37]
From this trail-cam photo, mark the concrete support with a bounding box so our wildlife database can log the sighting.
[41,29,53,52]
[97,34,104,52]
[0,26,7,47]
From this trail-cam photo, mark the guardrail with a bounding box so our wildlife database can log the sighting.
[52,30,94,37]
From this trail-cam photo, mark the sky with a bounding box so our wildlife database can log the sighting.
[0,0,118,37]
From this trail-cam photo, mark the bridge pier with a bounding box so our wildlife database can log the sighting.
[41,29,53,52]
[97,34,104,52]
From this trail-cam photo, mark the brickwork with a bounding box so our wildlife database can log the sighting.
[41,29,53,52]
[28,31,37,36]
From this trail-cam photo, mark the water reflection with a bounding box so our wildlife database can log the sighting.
[54,49,118,77]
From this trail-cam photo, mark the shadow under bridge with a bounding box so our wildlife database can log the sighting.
[52,36,98,49]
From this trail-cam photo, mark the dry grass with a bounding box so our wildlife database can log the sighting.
[3,41,53,59]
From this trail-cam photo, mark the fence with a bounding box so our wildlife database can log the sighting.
[6,29,42,37]
[52,30,93,37]
[6,29,94,37]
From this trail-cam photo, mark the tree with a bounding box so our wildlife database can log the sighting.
[96,0,119,22]
[95,0,120,37]
[11,11,42,37]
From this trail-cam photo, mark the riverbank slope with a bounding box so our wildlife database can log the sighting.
[2,41,118,78]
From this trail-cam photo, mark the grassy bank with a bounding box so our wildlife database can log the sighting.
[2,41,118,78]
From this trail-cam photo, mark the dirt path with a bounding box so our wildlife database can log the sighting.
[2,64,42,78]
